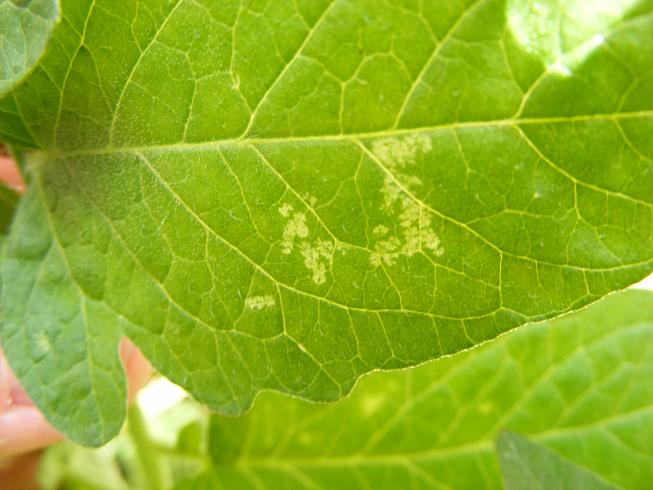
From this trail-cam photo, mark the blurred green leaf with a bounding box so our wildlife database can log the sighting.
[497,431,618,490]
[197,290,653,489]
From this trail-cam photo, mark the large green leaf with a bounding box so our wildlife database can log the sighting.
[497,432,618,490]
[1,0,653,445]
[190,291,653,489]
[0,0,59,96]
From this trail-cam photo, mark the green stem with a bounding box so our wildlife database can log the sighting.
[128,403,164,490]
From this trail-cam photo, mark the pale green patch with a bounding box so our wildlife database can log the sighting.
[300,239,333,285]
[360,392,386,416]
[244,295,275,311]
[373,224,389,235]
[278,203,294,218]
[371,134,432,170]
[279,203,333,284]
[302,193,318,207]
[281,209,309,255]
[371,179,444,266]
[35,331,52,358]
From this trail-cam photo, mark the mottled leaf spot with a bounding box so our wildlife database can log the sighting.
[373,224,389,235]
[280,203,333,284]
[300,239,333,285]
[302,193,318,207]
[281,208,309,255]
[361,393,386,416]
[33,331,52,361]
[372,134,432,170]
[371,178,444,266]
[368,133,443,266]
[278,203,294,218]
[244,295,276,310]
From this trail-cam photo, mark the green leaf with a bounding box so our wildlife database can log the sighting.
[1,0,653,445]
[0,0,59,96]
[497,431,618,490]
[198,290,653,489]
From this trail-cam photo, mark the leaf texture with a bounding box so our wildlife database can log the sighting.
[0,0,653,444]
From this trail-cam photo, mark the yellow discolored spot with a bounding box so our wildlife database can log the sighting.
[244,295,275,310]
[373,224,389,235]
[279,207,334,284]
[300,239,333,285]
[370,178,444,266]
[35,331,51,358]
[302,193,318,207]
[282,211,308,254]
[372,134,432,170]
[278,202,294,217]
[361,393,386,416]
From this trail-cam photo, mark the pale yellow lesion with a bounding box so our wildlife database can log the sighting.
[35,331,51,356]
[281,210,309,254]
[300,239,333,285]
[373,224,389,235]
[370,177,444,267]
[302,192,318,207]
[372,134,432,171]
[244,295,276,310]
[278,202,294,218]
[279,202,334,285]
[361,393,386,416]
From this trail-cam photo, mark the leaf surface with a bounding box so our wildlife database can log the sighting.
[0,0,59,96]
[1,0,653,444]
[196,291,653,489]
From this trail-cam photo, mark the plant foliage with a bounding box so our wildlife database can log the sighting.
[0,0,652,446]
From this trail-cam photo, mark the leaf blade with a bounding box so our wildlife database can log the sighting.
[0,0,652,444]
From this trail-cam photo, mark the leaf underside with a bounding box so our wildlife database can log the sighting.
[186,291,653,489]
[0,0,652,444]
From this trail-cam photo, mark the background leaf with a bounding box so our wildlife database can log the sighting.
[497,431,618,490]
[0,0,652,444]
[196,291,653,489]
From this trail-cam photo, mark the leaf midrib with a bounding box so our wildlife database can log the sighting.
[45,109,653,159]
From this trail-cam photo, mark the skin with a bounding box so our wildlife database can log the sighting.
[0,153,152,484]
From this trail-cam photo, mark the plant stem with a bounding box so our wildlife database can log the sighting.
[128,403,164,490]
